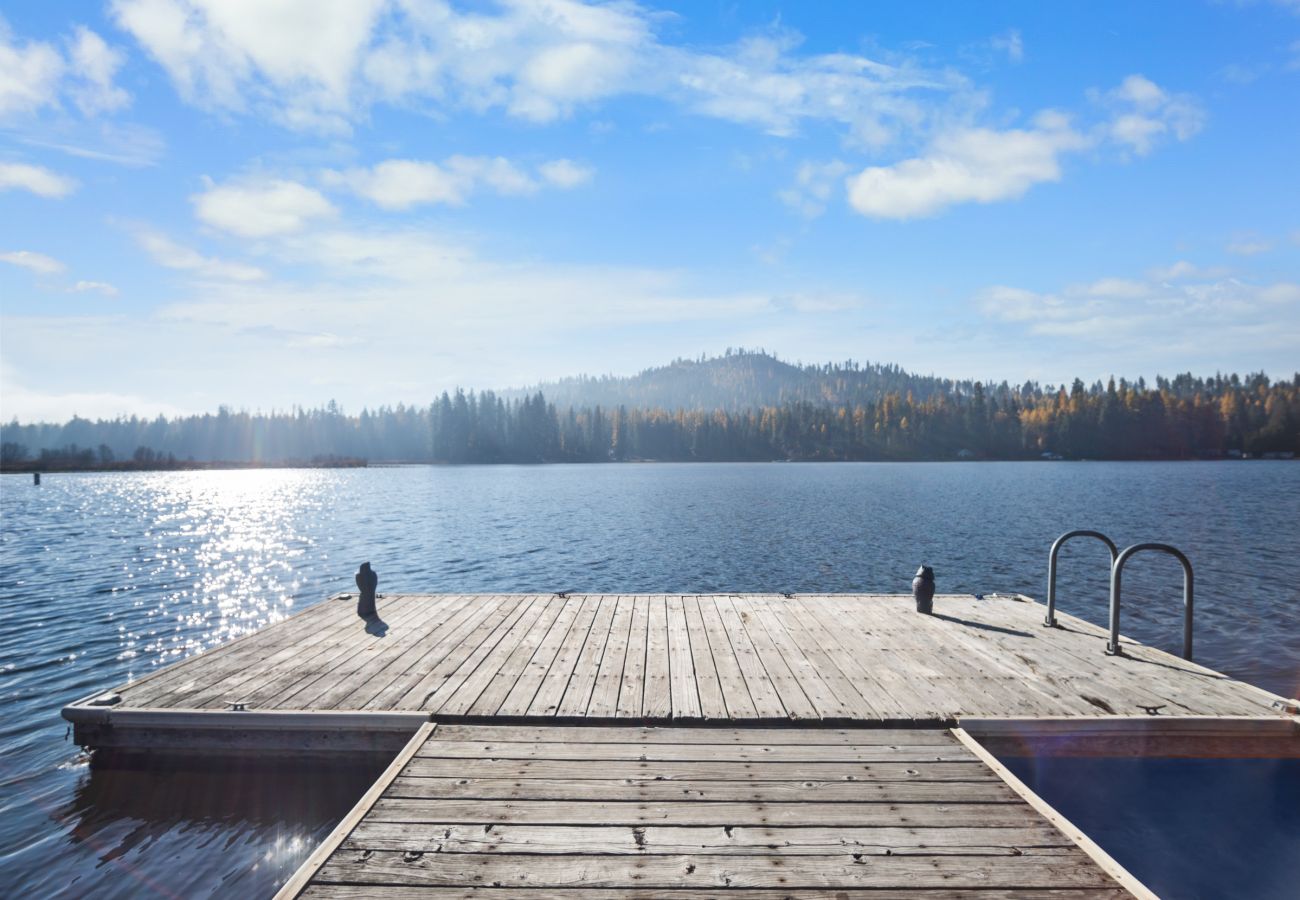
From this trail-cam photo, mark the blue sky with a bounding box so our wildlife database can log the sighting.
[1,1,1297,421]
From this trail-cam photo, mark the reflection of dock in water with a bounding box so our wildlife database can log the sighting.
[64,592,1299,898]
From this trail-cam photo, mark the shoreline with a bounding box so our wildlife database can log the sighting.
[3,455,1294,474]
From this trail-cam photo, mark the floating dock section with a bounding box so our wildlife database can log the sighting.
[63,593,1300,897]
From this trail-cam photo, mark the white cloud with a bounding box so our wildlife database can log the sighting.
[0,18,130,120]
[779,159,850,218]
[134,228,267,281]
[0,161,78,197]
[192,176,336,237]
[326,156,590,210]
[842,74,1205,220]
[0,250,65,275]
[68,27,131,114]
[1226,238,1273,256]
[326,159,467,209]
[0,18,63,116]
[71,280,120,296]
[537,158,594,189]
[846,111,1089,219]
[111,0,971,145]
[1099,74,1204,156]
[111,0,386,131]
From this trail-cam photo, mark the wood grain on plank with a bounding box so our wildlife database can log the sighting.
[312,851,1117,889]
[553,595,614,717]
[343,821,1071,855]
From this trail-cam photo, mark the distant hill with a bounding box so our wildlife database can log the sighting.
[504,350,970,411]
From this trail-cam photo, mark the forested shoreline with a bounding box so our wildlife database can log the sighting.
[3,354,1297,467]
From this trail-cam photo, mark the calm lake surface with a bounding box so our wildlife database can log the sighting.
[1,462,1297,897]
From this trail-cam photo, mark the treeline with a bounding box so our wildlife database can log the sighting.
[0,441,366,472]
[2,368,1297,465]
[432,376,1298,462]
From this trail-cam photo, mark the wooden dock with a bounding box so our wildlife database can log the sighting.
[66,593,1290,754]
[62,592,1299,898]
[275,722,1140,899]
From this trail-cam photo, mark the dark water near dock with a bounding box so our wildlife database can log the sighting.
[1,462,1297,897]
[1004,756,1300,899]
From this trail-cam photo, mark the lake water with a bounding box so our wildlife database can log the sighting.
[1003,756,1300,899]
[1,462,1297,897]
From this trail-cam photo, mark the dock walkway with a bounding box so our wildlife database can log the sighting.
[276,722,1133,898]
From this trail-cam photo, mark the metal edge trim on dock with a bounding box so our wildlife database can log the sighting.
[951,726,1156,900]
[960,714,1299,734]
[61,706,433,730]
[274,721,437,900]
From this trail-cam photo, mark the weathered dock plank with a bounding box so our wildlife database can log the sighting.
[585,594,632,716]
[616,594,650,717]
[275,724,1132,898]
[341,821,1065,853]
[553,594,614,716]
[399,757,994,781]
[299,888,1132,900]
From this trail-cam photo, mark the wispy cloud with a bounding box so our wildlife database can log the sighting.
[1147,260,1230,281]
[990,29,1024,64]
[18,121,166,167]
[779,160,850,218]
[110,0,971,147]
[70,279,119,296]
[1226,237,1273,255]
[0,16,130,118]
[978,269,1300,360]
[1,249,65,275]
[537,158,594,189]
[2,219,784,417]
[0,161,78,197]
[68,26,131,115]
[133,227,267,281]
[1096,74,1204,157]
[0,364,189,421]
[0,17,64,116]
[324,155,591,210]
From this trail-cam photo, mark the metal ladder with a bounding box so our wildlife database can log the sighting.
[1045,530,1195,661]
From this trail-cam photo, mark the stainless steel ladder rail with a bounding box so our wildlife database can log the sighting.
[1106,543,1194,660]
[1044,530,1118,628]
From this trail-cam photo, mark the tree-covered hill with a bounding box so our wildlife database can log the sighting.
[504,349,968,411]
